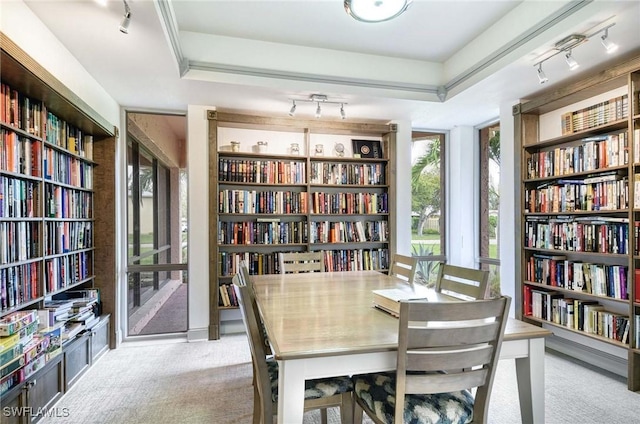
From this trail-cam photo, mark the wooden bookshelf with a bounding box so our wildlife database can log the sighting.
[514,53,640,391]
[0,33,116,419]
[208,111,397,339]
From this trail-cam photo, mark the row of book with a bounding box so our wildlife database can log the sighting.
[0,82,94,160]
[219,251,281,276]
[0,221,39,265]
[44,147,93,189]
[309,162,386,185]
[524,216,628,254]
[0,310,62,396]
[218,283,238,307]
[0,129,41,177]
[218,220,307,245]
[526,253,628,299]
[560,94,628,135]
[44,184,93,219]
[218,158,306,184]
[309,220,388,244]
[524,175,628,213]
[526,131,628,179]
[0,262,39,312]
[524,287,630,344]
[43,220,93,256]
[0,175,39,219]
[44,251,93,293]
[311,192,388,215]
[218,189,308,214]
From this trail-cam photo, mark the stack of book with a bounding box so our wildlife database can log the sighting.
[48,289,101,342]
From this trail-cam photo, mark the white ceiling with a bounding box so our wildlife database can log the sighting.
[21,0,640,130]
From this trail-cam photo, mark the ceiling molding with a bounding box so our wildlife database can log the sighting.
[187,60,441,99]
[154,0,188,76]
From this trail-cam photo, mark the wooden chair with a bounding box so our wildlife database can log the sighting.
[279,251,325,273]
[234,277,353,424]
[435,263,491,300]
[353,295,511,424]
[388,254,418,284]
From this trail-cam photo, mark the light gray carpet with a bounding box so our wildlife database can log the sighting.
[39,333,639,424]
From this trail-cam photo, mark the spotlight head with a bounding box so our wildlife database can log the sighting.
[119,13,131,34]
[315,102,321,119]
[536,64,548,84]
[565,51,579,71]
[601,33,618,54]
[289,101,297,117]
[340,104,346,120]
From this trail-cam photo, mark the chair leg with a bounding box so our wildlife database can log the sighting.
[253,384,261,424]
[353,397,363,423]
[320,408,328,424]
[340,392,354,424]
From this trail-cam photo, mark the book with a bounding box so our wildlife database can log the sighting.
[0,310,38,336]
[372,288,429,317]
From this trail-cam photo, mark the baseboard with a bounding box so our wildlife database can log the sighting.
[221,319,245,335]
[544,327,628,378]
[187,327,209,341]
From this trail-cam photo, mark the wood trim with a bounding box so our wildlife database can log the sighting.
[208,113,220,340]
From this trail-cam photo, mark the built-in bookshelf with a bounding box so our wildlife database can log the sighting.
[514,53,640,391]
[208,111,397,339]
[0,34,115,420]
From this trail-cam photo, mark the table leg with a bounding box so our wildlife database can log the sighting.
[515,337,545,424]
[277,359,306,424]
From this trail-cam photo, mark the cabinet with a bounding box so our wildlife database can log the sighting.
[514,53,640,391]
[208,111,397,339]
[0,33,116,416]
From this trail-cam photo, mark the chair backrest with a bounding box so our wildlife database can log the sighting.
[396,295,511,424]
[435,263,490,300]
[233,282,274,421]
[279,251,325,273]
[388,254,417,284]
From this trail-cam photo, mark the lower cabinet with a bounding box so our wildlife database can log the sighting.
[0,315,111,423]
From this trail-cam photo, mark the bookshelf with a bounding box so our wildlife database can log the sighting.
[208,111,397,339]
[514,53,640,391]
[0,34,116,419]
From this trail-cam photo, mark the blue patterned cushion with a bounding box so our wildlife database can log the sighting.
[352,372,474,424]
[266,359,353,403]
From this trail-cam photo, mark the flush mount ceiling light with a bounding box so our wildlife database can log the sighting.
[119,0,131,34]
[288,94,348,119]
[531,22,618,84]
[344,0,412,23]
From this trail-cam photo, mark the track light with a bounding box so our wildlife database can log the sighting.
[119,0,131,34]
[600,28,618,53]
[536,63,548,84]
[565,51,579,70]
[531,22,619,84]
[287,94,347,119]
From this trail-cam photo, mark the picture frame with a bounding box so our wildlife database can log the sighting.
[351,139,382,159]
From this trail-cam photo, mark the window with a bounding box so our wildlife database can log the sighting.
[478,123,501,296]
[411,131,446,285]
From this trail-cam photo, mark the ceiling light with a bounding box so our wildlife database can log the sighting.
[344,0,412,23]
[600,28,618,53]
[536,63,548,84]
[287,94,347,119]
[565,51,579,70]
[119,0,131,34]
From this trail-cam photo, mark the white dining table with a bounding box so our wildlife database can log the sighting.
[252,270,551,424]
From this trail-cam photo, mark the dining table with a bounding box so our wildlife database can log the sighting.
[251,270,551,424]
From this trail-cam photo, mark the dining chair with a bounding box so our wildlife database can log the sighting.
[388,254,417,284]
[435,263,491,300]
[279,251,325,273]
[352,295,511,424]
[234,279,354,424]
